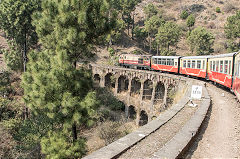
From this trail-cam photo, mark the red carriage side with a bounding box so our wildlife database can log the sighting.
[180,56,209,78]
[208,53,236,88]
[151,56,180,73]
[119,54,151,69]
[232,51,240,100]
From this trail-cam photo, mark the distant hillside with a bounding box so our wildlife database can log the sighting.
[0,0,239,66]
[92,0,239,64]
[135,0,239,55]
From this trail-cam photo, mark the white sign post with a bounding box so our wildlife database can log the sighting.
[191,85,202,99]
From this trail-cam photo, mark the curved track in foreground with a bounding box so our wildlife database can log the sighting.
[183,83,240,158]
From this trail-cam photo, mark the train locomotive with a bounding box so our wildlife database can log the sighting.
[119,51,240,101]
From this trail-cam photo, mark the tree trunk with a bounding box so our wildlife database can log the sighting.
[72,123,77,141]
[23,30,28,120]
[150,37,152,54]
[127,22,130,35]
[132,12,135,39]
[72,61,78,142]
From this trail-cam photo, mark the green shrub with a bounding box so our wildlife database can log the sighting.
[216,7,221,13]
[180,10,189,19]
[133,25,147,39]
[108,47,115,57]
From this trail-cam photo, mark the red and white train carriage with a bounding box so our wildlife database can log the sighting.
[208,53,236,88]
[151,56,180,73]
[118,51,240,101]
[180,56,209,78]
[232,51,240,99]
[119,54,151,69]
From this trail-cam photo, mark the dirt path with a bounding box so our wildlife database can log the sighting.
[185,83,240,158]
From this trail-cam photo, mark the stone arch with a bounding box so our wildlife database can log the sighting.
[154,82,165,104]
[139,110,148,126]
[130,77,141,97]
[105,73,115,89]
[128,105,136,120]
[142,79,153,101]
[93,74,100,84]
[117,75,129,93]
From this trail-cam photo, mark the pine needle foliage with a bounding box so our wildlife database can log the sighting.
[33,0,116,62]
[224,11,240,52]
[0,0,41,72]
[41,131,86,159]
[22,0,116,157]
[187,26,215,55]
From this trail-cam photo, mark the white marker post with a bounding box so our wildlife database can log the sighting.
[191,85,202,99]
[189,85,203,107]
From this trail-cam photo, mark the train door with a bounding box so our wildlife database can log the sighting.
[206,58,209,79]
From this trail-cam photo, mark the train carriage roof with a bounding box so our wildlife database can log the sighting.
[181,55,211,59]
[120,54,151,57]
[152,56,181,59]
[209,52,237,59]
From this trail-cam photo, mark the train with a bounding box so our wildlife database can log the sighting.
[119,51,240,100]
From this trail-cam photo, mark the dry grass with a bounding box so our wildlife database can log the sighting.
[82,117,137,155]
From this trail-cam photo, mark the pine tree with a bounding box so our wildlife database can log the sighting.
[156,22,181,55]
[0,0,41,119]
[224,11,240,52]
[144,16,165,54]
[187,26,215,55]
[2,40,23,72]
[117,0,141,37]
[0,0,41,72]
[22,0,116,157]
[144,4,158,19]
[186,14,195,31]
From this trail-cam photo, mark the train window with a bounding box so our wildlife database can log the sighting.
[171,59,174,66]
[203,60,205,69]
[192,60,196,68]
[183,60,186,68]
[238,61,240,77]
[175,62,177,66]
[216,61,219,72]
[210,61,212,71]
[156,58,160,64]
[124,56,126,59]
[138,58,143,64]
[153,58,157,64]
[197,60,201,69]
[214,61,216,71]
[162,59,166,65]
[187,60,191,68]
[229,60,232,75]
[167,59,171,65]
[220,60,223,73]
[224,60,228,74]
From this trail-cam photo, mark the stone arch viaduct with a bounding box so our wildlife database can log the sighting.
[90,64,188,126]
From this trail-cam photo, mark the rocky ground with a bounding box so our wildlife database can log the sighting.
[184,83,240,158]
